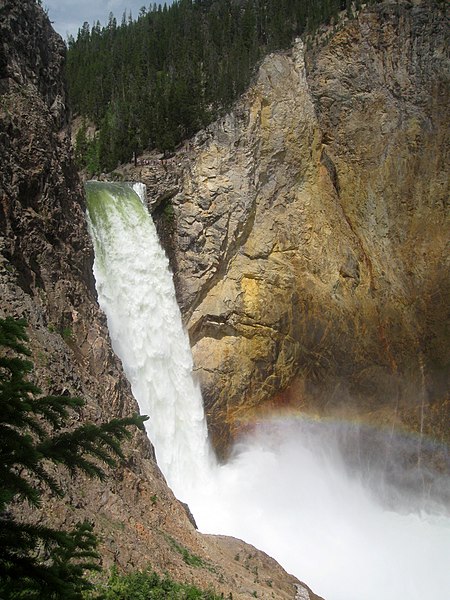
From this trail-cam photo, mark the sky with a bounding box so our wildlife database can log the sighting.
[45,0,172,41]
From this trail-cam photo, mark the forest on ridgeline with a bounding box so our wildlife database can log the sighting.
[66,0,374,173]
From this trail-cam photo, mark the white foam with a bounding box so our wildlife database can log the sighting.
[86,182,214,500]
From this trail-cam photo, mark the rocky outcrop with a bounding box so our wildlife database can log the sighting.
[126,0,448,457]
[0,1,310,597]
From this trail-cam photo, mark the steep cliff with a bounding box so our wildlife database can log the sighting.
[0,1,314,598]
[125,0,449,456]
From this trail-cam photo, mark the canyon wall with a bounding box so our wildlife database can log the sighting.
[0,1,312,597]
[136,0,448,456]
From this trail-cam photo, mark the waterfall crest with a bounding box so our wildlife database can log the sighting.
[85,181,214,499]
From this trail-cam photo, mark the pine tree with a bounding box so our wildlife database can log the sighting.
[65,0,385,172]
[0,317,147,599]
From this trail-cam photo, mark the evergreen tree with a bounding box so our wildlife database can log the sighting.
[66,0,385,172]
[0,317,147,599]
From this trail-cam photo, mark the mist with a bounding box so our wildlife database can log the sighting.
[188,417,450,600]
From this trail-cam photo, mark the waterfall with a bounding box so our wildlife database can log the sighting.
[85,181,450,600]
[85,181,214,499]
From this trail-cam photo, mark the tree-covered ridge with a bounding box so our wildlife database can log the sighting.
[66,0,369,172]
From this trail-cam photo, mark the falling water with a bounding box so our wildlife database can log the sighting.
[85,181,450,600]
[85,181,214,499]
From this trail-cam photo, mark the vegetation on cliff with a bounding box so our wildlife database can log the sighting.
[0,317,146,599]
[67,0,377,173]
[85,568,223,599]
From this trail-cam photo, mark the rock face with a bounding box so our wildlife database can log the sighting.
[0,1,311,597]
[136,0,448,456]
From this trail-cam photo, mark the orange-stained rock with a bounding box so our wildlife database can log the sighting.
[145,0,449,458]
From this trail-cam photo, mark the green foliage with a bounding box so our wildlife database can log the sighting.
[74,120,101,176]
[163,201,175,222]
[167,536,205,567]
[47,322,78,343]
[66,0,381,171]
[86,568,223,600]
[62,326,74,341]
[0,317,148,599]
[0,519,101,600]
